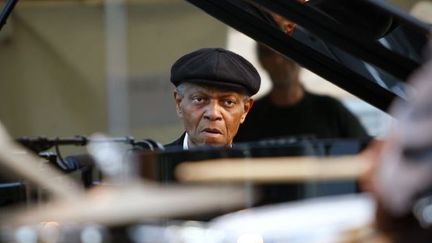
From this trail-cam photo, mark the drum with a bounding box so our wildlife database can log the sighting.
[210,193,375,243]
[0,193,375,243]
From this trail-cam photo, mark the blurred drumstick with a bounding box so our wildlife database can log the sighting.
[0,121,83,200]
[176,155,367,183]
[7,183,247,226]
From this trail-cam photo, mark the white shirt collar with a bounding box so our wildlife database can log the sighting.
[182,132,233,149]
[183,133,189,150]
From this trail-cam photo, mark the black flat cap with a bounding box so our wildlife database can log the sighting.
[170,48,261,95]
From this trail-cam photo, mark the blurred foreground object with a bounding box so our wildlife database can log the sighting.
[3,183,246,227]
[410,1,432,24]
[0,133,248,239]
[176,155,367,183]
[357,44,432,243]
[376,46,432,217]
[0,121,83,201]
[211,193,375,243]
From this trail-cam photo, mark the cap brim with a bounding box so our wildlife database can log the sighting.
[184,79,251,95]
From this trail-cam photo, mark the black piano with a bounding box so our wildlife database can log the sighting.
[140,0,430,205]
[186,0,429,111]
[0,0,430,206]
[0,1,430,242]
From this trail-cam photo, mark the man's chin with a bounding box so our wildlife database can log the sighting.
[201,137,228,147]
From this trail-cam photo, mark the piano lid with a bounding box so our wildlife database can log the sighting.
[185,0,431,112]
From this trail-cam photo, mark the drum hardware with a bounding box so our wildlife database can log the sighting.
[12,136,164,189]
[0,129,248,237]
[0,122,84,201]
[16,136,163,154]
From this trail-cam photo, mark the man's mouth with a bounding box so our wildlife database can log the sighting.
[202,128,222,135]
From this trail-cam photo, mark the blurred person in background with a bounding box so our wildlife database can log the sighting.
[233,43,369,205]
[235,43,369,142]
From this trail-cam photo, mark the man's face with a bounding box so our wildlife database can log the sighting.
[174,83,253,147]
[259,47,300,87]
[271,13,296,35]
[270,0,305,35]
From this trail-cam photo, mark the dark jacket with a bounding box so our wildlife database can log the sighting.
[158,133,186,182]
[164,133,185,149]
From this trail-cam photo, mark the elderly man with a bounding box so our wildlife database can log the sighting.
[166,48,260,149]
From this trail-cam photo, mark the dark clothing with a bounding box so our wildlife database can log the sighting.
[161,133,243,183]
[157,133,185,182]
[164,133,185,149]
[234,91,368,205]
[235,91,369,142]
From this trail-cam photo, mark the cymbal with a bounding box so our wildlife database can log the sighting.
[4,182,247,227]
[210,193,375,242]
[176,155,367,183]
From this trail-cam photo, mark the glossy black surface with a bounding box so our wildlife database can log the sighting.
[186,0,429,111]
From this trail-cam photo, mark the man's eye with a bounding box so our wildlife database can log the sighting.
[192,97,205,103]
[223,100,236,107]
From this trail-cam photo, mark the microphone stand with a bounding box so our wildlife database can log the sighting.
[15,136,153,153]
[16,136,163,188]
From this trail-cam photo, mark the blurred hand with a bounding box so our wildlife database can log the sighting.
[359,139,386,195]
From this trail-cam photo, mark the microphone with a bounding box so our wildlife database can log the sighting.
[42,153,96,188]
[52,140,163,173]
[16,136,164,153]
[56,154,95,173]
[132,139,164,151]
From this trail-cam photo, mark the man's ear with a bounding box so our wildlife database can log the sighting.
[240,98,254,124]
[174,90,183,118]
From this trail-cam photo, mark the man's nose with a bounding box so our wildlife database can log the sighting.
[203,101,222,121]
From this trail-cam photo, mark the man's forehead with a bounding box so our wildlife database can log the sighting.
[183,82,246,95]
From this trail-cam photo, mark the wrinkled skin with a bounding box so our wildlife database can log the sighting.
[174,83,253,148]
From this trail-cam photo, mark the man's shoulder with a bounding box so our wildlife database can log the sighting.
[164,133,185,148]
